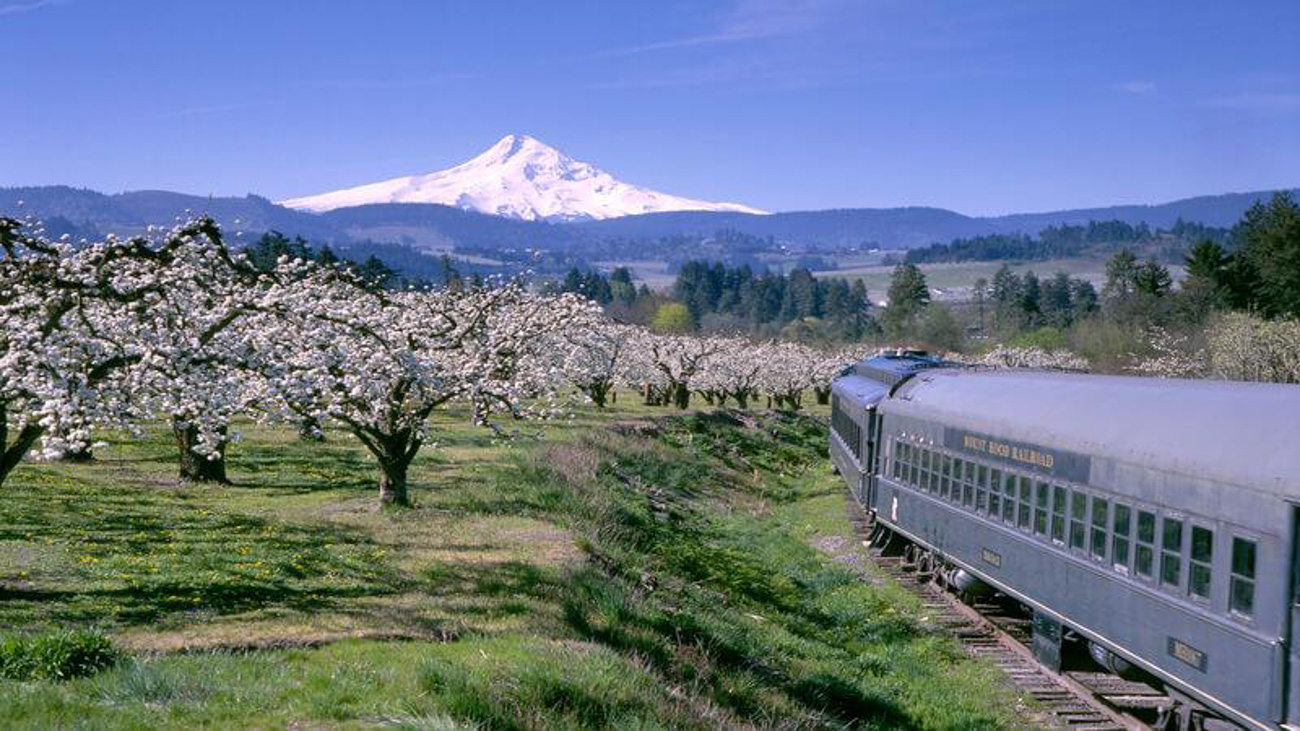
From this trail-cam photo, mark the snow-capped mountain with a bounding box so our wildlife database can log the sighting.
[281,134,765,220]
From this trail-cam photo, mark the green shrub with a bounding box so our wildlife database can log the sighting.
[0,629,121,681]
[1009,326,1069,351]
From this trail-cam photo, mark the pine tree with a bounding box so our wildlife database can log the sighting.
[1233,192,1300,317]
[882,263,930,336]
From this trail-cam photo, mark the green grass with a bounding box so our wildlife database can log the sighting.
[820,257,1112,298]
[0,395,1029,728]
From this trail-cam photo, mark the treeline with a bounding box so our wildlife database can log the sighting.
[551,266,648,306]
[242,231,406,289]
[549,260,875,341]
[245,231,515,290]
[672,261,870,329]
[904,218,1230,264]
[879,192,1300,373]
[979,268,1100,330]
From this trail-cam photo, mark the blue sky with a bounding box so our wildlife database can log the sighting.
[1,0,1297,215]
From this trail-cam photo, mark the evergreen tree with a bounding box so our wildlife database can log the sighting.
[1102,249,1140,300]
[316,244,340,266]
[358,255,396,290]
[990,264,1022,330]
[1040,272,1074,328]
[1019,270,1042,325]
[1134,260,1172,297]
[1232,192,1300,318]
[882,263,930,336]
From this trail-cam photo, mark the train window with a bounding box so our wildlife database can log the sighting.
[921,449,931,472]
[1188,526,1213,601]
[891,442,902,480]
[1090,498,1109,559]
[975,484,987,512]
[908,458,918,488]
[1111,504,1132,571]
[1017,477,1032,530]
[964,461,976,484]
[940,456,951,498]
[977,465,989,489]
[1033,482,1049,536]
[963,481,974,507]
[1135,510,1156,578]
[1229,537,1256,618]
[1002,477,1016,523]
[1051,486,1067,543]
[956,457,967,504]
[1160,518,1184,588]
[1069,491,1087,550]
[987,486,1000,517]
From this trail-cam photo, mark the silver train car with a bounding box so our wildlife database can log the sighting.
[830,352,1300,730]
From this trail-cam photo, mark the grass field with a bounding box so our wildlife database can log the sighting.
[817,258,1188,303]
[0,395,1032,728]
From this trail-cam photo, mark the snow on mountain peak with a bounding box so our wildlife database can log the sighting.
[280,134,766,220]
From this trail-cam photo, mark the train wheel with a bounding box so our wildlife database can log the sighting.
[1087,640,1144,681]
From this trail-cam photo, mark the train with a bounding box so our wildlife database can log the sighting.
[829,350,1300,730]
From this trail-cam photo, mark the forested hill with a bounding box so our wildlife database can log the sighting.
[1,184,1295,253]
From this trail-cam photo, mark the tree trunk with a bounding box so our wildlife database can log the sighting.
[378,458,410,507]
[814,387,831,405]
[584,381,610,409]
[173,418,229,484]
[673,383,691,409]
[60,446,95,463]
[642,383,656,406]
[734,392,750,409]
[298,415,326,442]
[0,404,45,489]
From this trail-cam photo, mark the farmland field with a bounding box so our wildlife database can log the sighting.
[0,397,1032,729]
[818,258,1187,303]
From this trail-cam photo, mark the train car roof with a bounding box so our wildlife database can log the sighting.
[849,352,955,386]
[888,368,1300,498]
[832,374,891,407]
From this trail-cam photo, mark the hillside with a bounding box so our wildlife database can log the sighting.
[2,184,1295,258]
[0,405,1025,728]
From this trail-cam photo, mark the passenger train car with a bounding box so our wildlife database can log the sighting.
[830,351,1300,730]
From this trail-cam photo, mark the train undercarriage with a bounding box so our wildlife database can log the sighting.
[861,512,1245,731]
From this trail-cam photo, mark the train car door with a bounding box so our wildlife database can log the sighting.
[1287,506,1300,723]
[862,407,879,508]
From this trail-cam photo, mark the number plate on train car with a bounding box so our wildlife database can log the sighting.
[1167,637,1207,672]
[981,548,1002,568]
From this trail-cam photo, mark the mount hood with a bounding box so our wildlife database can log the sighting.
[281,134,765,221]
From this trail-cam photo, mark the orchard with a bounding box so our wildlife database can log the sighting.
[1,216,870,508]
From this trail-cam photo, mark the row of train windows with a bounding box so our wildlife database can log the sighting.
[889,439,1257,620]
[829,396,863,462]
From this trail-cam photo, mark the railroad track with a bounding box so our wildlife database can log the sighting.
[843,495,1169,730]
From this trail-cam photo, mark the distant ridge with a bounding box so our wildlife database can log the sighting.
[0,184,1294,252]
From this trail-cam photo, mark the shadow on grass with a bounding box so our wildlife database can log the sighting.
[560,569,919,730]
[0,486,400,628]
[419,559,565,622]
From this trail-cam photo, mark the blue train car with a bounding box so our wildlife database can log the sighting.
[830,352,1300,730]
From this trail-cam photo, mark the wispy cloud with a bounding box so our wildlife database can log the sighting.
[589,56,846,92]
[146,102,257,120]
[1202,91,1300,111]
[1114,80,1156,95]
[310,72,479,91]
[0,0,63,18]
[595,0,848,57]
